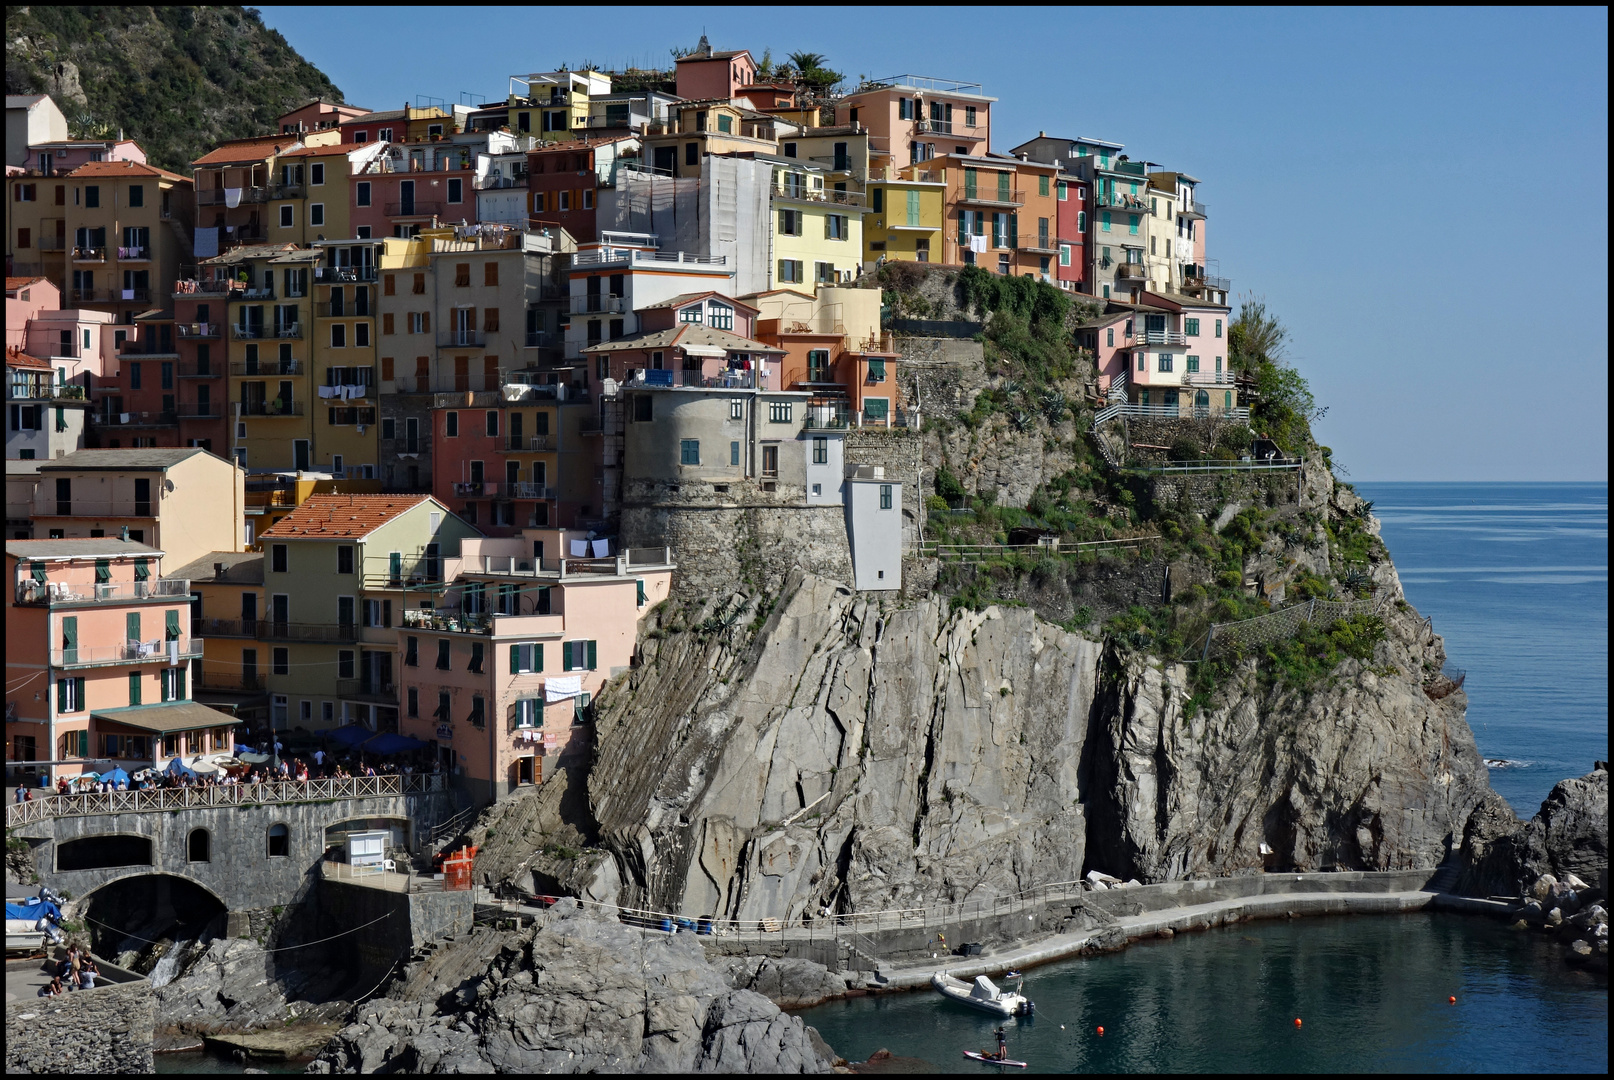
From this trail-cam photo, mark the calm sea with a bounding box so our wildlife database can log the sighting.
[1355,482,1609,816]
[797,914,1607,1073]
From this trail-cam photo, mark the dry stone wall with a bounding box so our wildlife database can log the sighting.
[6,978,154,1074]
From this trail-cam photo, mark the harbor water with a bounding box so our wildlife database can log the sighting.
[797,913,1607,1073]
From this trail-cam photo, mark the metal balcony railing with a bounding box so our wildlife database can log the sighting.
[570,294,625,314]
[384,201,445,218]
[16,578,190,606]
[1095,191,1150,211]
[959,187,1024,207]
[196,618,259,639]
[115,246,150,261]
[51,639,201,667]
[96,410,177,427]
[173,279,235,297]
[314,266,378,283]
[197,188,270,206]
[238,401,305,417]
[524,331,561,348]
[316,302,372,318]
[230,359,303,376]
[6,383,88,402]
[1116,263,1148,281]
[438,330,487,348]
[452,481,499,496]
[505,434,553,452]
[69,288,115,303]
[506,482,552,499]
[173,403,222,417]
[175,323,222,339]
[233,323,302,340]
[71,247,107,262]
[258,622,358,644]
[1132,328,1186,346]
[198,672,267,693]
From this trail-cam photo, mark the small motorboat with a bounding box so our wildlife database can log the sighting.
[963,1049,1029,1068]
[932,971,1035,1017]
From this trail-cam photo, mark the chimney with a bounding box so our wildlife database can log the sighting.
[120,526,130,542]
[214,562,226,579]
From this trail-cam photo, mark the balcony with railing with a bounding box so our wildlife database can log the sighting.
[336,679,397,705]
[6,382,88,403]
[524,330,561,349]
[1132,327,1186,346]
[506,482,552,499]
[316,302,372,318]
[69,288,116,304]
[1181,265,1230,291]
[258,621,358,644]
[16,577,190,607]
[197,187,270,206]
[175,322,222,340]
[196,618,259,639]
[570,249,726,269]
[1181,370,1237,387]
[175,361,224,379]
[1019,234,1059,253]
[96,410,177,428]
[238,400,305,417]
[173,278,236,297]
[314,266,379,283]
[438,330,487,348]
[1178,200,1207,219]
[570,294,625,315]
[774,184,865,207]
[230,359,304,376]
[50,638,201,667]
[115,245,150,261]
[71,246,107,263]
[959,187,1024,208]
[505,434,553,452]
[198,671,267,694]
[1094,190,1150,212]
[452,481,499,497]
[1115,263,1148,282]
[913,119,987,140]
[233,323,303,340]
[384,201,445,218]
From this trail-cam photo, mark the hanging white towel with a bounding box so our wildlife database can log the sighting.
[119,412,131,423]
[318,385,337,399]
[544,674,583,703]
[569,539,589,557]
[121,289,135,300]
[193,227,219,258]
[169,639,180,666]
[224,187,243,208]
[591,538,610,558]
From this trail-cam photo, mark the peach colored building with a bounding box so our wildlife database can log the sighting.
[29,447,246,570]
[396,531,672,804]
[673,39,757,102]
[834,75,994,171]
[6,537,224,787]
[5,275,59,349]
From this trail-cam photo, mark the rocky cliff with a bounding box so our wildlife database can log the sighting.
[474,538,1492,923]
[306,901,837,1074]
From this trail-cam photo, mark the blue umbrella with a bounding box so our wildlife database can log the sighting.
[102,767,130,786]
[360,733,426,756]
[328,723,373,748]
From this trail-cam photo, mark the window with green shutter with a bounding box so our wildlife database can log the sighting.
[510,644,521,674]
[129,672,142,706]
[58,678,70,713]
[997,171,1010,200]
[1128,214,1139,235]
[636,579,646,607]
[562,643,573,672]
[1038,175,1049,197]
[62,616,77,664]
[96,559,111,583]
[469,641,484,673]
[31,561,46,584]
[963,168,977,200]
[906,189,920,227]
[78,730,89,758]
[868,359,886,380]
[574,692,592,725]
[127,612,142,644]
[586,640,597,671]
[134,558,150,581]
[166,609,181,640]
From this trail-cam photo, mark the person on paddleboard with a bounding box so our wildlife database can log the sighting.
[995,1027,1008,1061]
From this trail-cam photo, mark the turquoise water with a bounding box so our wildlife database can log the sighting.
[1356,482,1608,815]
[797,914,1607,1073]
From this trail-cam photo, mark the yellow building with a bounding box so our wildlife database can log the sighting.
[506,71,610,142]
[404,105,455,143]
[864,165,946,268]
[640,100,793,178]
[266,142,389,247]
[767,158,867,289]
[307,239,384,480]
[169,550,268,723]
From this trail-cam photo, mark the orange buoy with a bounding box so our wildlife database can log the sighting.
[1096,1026,1105,1036]
[1448,996,1457,1004]
[1294,1018,1303,1027]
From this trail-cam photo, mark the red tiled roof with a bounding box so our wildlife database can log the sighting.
[7,275,50,290]
[192,137,298,166]
[63,160,190,183]
[259,494,432,539]
[5,347,52,370]
[276,142,375,157]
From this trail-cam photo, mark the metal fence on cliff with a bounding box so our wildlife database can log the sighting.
[1197,592,1390,660]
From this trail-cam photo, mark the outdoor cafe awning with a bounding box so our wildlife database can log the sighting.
[91,701,237,734]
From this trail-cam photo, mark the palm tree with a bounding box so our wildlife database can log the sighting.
[787,51,827,75]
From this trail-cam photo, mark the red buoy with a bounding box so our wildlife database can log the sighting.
[1449,996,1457,1004]
[1294,1018,1303,1027]
[1096,1026,1104,1036]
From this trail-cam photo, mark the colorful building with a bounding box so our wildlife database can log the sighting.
[397,531,673,802]
[266,142,389,246]
[527,136,639,244]
[935,152,1059,277]
[7,347,90,461]
[765,156,867,288]
[639,100,790,180]
[277,99,372,137]
[673,39,756,102]
[834,75,994,169]
[864,166,945,268]
[28,447,246,569]
[6,537,218,788]
[746,285,900,425]
[506,71,610,141]
[256,493,480,733]
[191,134,336,250]
[170,549,268,724]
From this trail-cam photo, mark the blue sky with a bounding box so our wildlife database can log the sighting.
[256,6,1608,481]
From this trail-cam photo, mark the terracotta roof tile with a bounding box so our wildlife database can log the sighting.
[259,494,433,540]
[63,160,190,183]
[7,276,50,290]
[192,137,299,166]
[276,142,376,157]
[5,347,52,369]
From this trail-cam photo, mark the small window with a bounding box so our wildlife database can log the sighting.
[768,401,793,424]
[188,829,210,862]
[280,204,293,228]
[445,411,458,437]
[729,398,744,420]
[880,484,893,510]
[679,439,700,465]
[267,823,290,858]
[271,544,288,573]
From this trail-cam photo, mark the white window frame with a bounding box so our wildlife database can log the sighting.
[310,162,325,186]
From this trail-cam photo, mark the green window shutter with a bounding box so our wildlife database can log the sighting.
[31,561,46,583]
[176,665,186,700]
[62,616,77,648]
[510,644,521,674]
[96,559,111,583]
[586,640,597,671]
[78,730,89,758]
[534,643,543,672]
[1008,213,1018,249]
[636,579,646,607]
[57,679,68,712]
[562,643,573,671]
[907,189,920,226]
[134,558,150,580]
[74,678,84,709]
[129,672,142,706]
[55,406,66,432]
[127,612,142,643]
[166,610,181,640]
[869,359,886,379]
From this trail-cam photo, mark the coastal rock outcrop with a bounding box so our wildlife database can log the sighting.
[1457,763,1609,898]
[152,937,350,1037]
[306,901,835,1074]
[551,559,1493,922]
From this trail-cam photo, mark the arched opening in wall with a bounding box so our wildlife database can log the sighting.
[188,828,211,863]
[56,834,153,872]
[78,874,227,972]
[266,823,290,858]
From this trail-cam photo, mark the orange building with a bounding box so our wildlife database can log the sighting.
[935,153,1059,277]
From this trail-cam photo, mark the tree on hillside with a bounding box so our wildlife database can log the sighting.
[1229,297,1325,453]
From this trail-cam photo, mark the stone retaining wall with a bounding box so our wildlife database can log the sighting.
[5,975,154,1074]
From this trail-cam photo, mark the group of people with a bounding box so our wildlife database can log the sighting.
[38,945,99,996]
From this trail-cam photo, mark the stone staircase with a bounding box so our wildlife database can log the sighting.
[1423,860,1462,894]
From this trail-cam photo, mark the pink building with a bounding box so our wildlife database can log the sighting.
[6,537,223,788]
[21,138,145,178]
[5,275,59,349]
[1088,292,1237,417]
[582,292,784,399]
[1055,170,1087,291]
[674,39,757,102]
[395,531,672,803]
[1076,308,1135,398]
